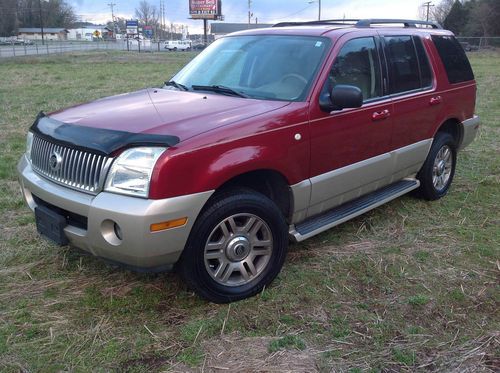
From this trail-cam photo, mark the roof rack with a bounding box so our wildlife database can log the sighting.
[273,18,442,29]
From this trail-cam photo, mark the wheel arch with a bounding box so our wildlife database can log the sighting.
[211,169,293,223]
[433,118,463,148]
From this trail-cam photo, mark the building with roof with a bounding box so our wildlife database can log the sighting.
[18,28,69,41]
[67,25,113,41]
[210,23,273,39]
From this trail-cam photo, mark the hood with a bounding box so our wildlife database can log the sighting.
[49,88,291,142]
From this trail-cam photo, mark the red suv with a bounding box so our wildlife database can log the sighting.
[18,19,479,302]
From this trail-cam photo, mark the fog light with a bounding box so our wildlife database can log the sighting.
[101,219,123,246]
[150,217,188,232]
[114,223,123,240]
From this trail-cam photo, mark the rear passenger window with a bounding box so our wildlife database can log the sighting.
[431,35,474,83]
[384,36,421,93]
[329,37,382,101]
[413,36,433,88]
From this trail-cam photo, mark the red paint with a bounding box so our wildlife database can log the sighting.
[48,26,477,200]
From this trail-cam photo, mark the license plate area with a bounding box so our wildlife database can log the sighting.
[35,206,69,245]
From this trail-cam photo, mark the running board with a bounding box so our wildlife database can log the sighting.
[289,178,420,242]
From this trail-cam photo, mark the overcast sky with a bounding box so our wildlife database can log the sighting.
[69,0,431,33]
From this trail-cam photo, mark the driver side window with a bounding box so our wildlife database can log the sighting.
[328,37,382,101]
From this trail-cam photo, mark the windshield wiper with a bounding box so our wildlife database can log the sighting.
[164,80,189,91]
[191,85,249,98]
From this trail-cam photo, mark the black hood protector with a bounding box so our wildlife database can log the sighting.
[30,112,180,156]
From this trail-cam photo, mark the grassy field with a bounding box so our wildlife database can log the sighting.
[0,51,498,372]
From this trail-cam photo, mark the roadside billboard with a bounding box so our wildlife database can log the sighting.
[189,0,222,19]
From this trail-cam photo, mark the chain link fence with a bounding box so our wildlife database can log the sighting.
[1,36,498,59]
[0,39,199,58]
[456,37,500,51]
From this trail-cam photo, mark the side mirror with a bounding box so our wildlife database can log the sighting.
[319,84,363,112]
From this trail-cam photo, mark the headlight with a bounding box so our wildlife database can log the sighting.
[104,147,166,198]
[26,132,34,160]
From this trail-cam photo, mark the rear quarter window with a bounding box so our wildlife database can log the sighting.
[431,35,474,83]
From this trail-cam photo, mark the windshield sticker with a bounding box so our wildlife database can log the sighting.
[315,41,323,47]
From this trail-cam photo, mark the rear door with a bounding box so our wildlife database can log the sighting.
[380,33,440,178]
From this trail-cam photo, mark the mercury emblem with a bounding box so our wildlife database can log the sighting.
[49,151,62,172]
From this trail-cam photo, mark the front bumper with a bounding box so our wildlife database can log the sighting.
[18,155,213,270]
[459,115,480,150]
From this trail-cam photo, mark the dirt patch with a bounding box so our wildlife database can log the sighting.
[198,333,318,372]
[417,332,500,372]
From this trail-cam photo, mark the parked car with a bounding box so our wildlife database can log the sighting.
[164,39,191,51]
[18,19,479,303]
[192,43,206,50]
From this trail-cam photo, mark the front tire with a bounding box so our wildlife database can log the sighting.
[178,189,288,303]
[416,132,457,200]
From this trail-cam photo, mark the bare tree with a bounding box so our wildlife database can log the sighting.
[469,1,494,36]
[134,0,158,27]
[430,0,455,25]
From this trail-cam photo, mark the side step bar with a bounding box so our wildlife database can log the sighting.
[289,178,420,242]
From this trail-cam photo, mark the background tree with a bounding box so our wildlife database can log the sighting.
[464,0,500,36]
[444,0,467,34]
[424,0,499,36]
[0,0,77,36]
[429,0,455,25]
[134,0,158,27]
[107,16,126,34]
[0,0,19,36]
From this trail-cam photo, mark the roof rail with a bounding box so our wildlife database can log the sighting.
[273,19,359,28]
[356,19,442,29]
[273,18,442,29]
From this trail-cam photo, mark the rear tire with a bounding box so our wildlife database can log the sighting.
[416,132,457,200]
[178,189,288,303]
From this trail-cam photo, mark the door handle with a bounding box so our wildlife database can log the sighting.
[429,96,442,105]
[372,109,390,121]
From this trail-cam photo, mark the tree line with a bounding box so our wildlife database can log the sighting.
[0,0,167,37]
[0,0,76,36]
[1,0,499,38]
[427,0,499,36]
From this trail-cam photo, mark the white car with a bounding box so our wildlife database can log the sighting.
[164,40,191,51]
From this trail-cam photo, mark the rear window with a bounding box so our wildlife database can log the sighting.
[431,35,474,83]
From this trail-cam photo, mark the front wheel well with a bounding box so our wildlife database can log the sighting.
[215,170,292,222]
[436,119,463,147]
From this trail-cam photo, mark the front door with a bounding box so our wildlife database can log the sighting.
[308,34,394,217]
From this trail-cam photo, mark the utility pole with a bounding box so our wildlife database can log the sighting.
[248,0,252,25]
[162,0,166,40]
[38,0,44,45]
[159,0,162,40]
[107,2,117,37]
[423,1,434,22]
[308,0,321,21]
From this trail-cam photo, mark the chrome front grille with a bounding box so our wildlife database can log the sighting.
[30,135,113,194]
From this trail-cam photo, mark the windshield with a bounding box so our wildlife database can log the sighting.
[170,35,331,101]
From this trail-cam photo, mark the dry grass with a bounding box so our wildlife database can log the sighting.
[0,51,498,372]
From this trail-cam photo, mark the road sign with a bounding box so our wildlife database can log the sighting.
[126,20,138,35]
[143,26,153,39]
